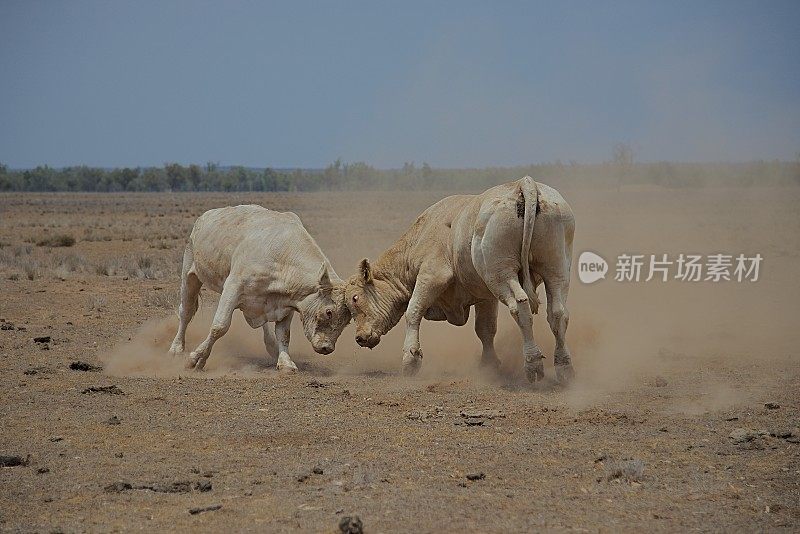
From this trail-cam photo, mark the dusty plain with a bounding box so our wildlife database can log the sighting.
[1,186,798,532]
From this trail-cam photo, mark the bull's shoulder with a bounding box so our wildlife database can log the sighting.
[411,194,475,228]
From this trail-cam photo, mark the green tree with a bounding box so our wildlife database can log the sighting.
[187,164,202,190]
[164,163,187,191]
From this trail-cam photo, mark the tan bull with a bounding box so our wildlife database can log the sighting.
[345,177,575,383]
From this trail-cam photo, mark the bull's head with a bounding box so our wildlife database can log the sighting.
[298,262,351,354]
[345,258,403,349]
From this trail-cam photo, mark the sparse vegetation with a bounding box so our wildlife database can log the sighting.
[143,289,178,309]
[36,234,75,247]
[23,260,40,280]
[87,294,107,312]
[1,158,799,192]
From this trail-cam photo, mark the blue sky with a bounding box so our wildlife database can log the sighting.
[1,1,798,168]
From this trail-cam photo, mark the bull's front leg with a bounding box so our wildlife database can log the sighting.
[274,311,298,372]
[402,269,451,376]
[262,322,279,364]
[188,277,240,371]
[474,300,500,369]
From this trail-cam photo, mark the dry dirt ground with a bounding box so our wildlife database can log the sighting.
[1,187,798,533]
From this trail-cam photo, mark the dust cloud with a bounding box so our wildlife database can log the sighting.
[103,308,280,378]
[105,185,799,415]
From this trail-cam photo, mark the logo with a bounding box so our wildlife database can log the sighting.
[578,251,608,284]
[577,251,762,284]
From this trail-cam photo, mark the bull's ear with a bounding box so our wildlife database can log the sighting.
[359,258,373,284]
[318,262,333,290]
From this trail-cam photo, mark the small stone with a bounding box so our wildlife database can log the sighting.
[338,515,363,534]
[82,385,124,395]
[466,472,485,481]
[37,467,50,474]
[459,409,506,419]
[49,437,63,443]
[0,455,29,467]
[189,504,221,515]
[729,428,757,444]
[104,482,133,493]
[70,361,102,372]
[764,402,780,410]
[33,336,51,343]
[106,415,121,425]
[312,466,324,475]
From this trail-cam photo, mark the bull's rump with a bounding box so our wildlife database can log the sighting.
[410,181,530,302]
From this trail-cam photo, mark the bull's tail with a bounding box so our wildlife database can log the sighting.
[518,176,539,313]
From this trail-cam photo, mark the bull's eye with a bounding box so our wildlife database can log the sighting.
[326,309,333,318]
[352,295,359,302]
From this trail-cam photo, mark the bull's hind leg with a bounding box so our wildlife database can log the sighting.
[475,300,500,369]
[187,277,241,371]
[274,312,298,372]
[543,273,574,384]
[169,245,202,356]
[500,278,544,382]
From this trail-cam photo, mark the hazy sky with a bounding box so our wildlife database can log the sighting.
[1,1,798,168]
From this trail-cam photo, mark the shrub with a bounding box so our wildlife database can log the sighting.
[23,260,40,280]
[36,234,76,247]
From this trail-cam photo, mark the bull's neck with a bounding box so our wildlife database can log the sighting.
[371,241,416,334]
[287,256,333,312]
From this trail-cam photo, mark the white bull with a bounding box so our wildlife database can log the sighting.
[345,177,575,383]
[169,205,350,371]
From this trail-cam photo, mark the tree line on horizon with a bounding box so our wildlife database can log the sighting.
[0,157,798,192]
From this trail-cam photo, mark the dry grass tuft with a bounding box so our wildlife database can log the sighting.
[36,234,76,248]
[143,289,178,310]
[87,294,107,312]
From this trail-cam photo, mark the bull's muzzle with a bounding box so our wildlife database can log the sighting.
[313,342,334,355]
[355,333,380,349]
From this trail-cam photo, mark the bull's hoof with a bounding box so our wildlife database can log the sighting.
[524,347,545,383]
[187,352,207,371]
[402,349,423,376]
[479,352,501,371]
[524,361,545,383]
[555,363,575,385]
[168,344,184,357]
[276,355,299,373]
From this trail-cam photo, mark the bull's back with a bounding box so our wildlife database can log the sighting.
[188,205,301,290]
